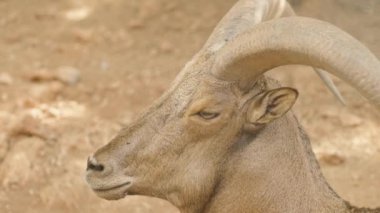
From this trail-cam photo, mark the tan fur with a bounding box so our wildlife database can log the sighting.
[86,1,380,212]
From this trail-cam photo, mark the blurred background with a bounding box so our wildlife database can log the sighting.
[0,0,379,212]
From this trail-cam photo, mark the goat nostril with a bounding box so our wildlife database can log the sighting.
[87,157,105,172]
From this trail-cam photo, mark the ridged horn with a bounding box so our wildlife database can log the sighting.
[204,0,286,52]
[212,17,380,109]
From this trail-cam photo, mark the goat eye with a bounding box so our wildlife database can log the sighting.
[197,111,220,120]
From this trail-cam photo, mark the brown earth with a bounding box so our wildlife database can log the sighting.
[0,0,379,212]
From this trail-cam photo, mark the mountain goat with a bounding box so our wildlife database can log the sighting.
[86,0,380,212]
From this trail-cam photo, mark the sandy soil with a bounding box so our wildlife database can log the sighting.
[0,0,379,212]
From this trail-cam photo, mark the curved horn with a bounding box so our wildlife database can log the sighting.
[204,0,287,52]
[203,0,345,104]
[282,5,346,104]
[212,17,380,109]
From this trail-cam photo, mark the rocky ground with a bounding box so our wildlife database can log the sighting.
[0,0,379,212]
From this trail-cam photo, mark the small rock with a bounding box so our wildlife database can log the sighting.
[50,81,64,95]
[128,19,144,29]
[318,153,346,166]
[340,113,363,127]
[18,98,38,109]
[30,84,50,100]
[27,67,80,86]
[27,69,55,82]
[0,72,13,85]
[11,115,56,140]
[29,82,64,101]
[56,66,81,85]
[64,7,91,21]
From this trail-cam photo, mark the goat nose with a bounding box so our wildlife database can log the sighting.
[87,156,104,172]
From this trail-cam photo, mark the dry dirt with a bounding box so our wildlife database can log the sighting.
[0,0,379,212]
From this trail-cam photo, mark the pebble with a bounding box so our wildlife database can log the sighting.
[128,19,144,29]
[64,7,91,21]
[318,152,346,166]
[27,67,81,86]
[11,115,56,140]
[27,69,55,82]
[29,82,64,101]
[55,66,81,85]
[339,113,363,127]
[18,98,38,109]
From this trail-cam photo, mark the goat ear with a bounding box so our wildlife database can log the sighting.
[244,88,298,131]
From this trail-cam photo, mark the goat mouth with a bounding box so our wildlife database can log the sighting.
[93,182,131,192]
[91,181,132,200]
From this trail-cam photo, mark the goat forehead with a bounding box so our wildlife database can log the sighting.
[157,74,209,109]
[129,76,202,124]
[133,56,236,121]
[170,77,235,111]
